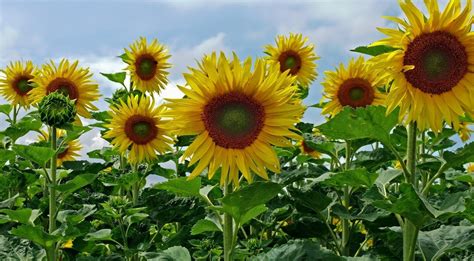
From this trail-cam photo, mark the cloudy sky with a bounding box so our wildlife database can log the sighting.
[0,0,466,160]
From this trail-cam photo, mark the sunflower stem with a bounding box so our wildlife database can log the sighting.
[403,123,419,261]
[223,180,234,261]
[12,105,18,125]
[341,140,351,256]
[131,164,139,206]
[47,126,58,261]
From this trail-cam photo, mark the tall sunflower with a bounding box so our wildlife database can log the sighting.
[38,129,82,166]
[0,61,38,108]
[265,33,319,87]
[166,52,304,186]
[321,57,387,117]
[104,95,173,165]
[30,59,100,118]
[371,0,473,132]
[124,37,171,94]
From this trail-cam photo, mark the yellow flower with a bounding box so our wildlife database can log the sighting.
[0,61,38,108]
[166,52,304,186]
[394,161,403,170]
[299,140,321,159]
[38,129,82,166]
[265,33,319,86]
[371,0,474,132]
[467,163,474,173]
[458,122,472,142]
[30,59,100,118]
[124,37,171,94]
[321,56,387,116]
[104,95,173,165]
[61,239,73,249]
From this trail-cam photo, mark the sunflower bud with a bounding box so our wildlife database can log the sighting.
[106,88,142,107]
[38,92,77,127]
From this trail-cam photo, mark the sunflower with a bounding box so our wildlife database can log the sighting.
[299,140,321,159]
[458,122,472,142]
[124,37,171,94]
[265,33,319,86]
[0,61,38,107]
[166,52,304,186]
[467,163,474,173]
[30,59,100,118]
[38,129,82,166]
[321,57,387,117]
[104,95,173,165]
[371,0,474,132]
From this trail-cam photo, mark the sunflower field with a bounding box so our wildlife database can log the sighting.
[0,0,474,260]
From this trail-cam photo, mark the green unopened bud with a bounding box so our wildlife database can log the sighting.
[106,88,143,107]
[38,92,77,127]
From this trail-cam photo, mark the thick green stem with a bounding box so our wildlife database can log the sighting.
[131,164,139,206]
[341,141,351,256]
[403,123,419,261]
[48,127,58,261]
[223,181,233,261]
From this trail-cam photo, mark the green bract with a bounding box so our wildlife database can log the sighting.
[38,92,77,127]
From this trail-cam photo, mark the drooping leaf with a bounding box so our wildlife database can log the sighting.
[84,229,113,241]
[191,219,221,235]
[154,177,201,197]
[0,104,12,115]
[54,174,97,197]
[0,208,41,225]
[350,45,399,56]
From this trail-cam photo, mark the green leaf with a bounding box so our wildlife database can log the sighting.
[162,246,192,261]
[288,185,332,213]
[0,104,12,115]
[54,174,97,197]
[313,168,378,188]
[2,115,42,141]
[375,169,403,190]
[91,111,112,122]
[418,225,474,261]
[221,182,281,224]
[331,204,390,222]
[240,205,268,225]
[251,239,343,261]
[0,149,15,167]
[101,72,126,87]
[10,224,59,248]
[0,208,41,225]
[350,45,399,56]
[13,145,55,166]
[191,219,221,235]
[418,191,467,219]
[125,213,149,225]
[443,142,474,168]
[153,177,201,197]
[84,229,113,241]
[317,106,399,145]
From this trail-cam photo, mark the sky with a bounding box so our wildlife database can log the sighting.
[0,0,469,163]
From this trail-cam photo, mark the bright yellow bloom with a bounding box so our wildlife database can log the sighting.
[38,129,82,166]
[0,61,38,108]
[104,95,173,165]
[61,239,73,249]
[30,59,100,118]
[371,0,474,132]
[265,33,319,86]
[467,163,474,173]
[166,52,304,186]
[124,37,171,94]
[458,122,472,142]
[321,57,387,116]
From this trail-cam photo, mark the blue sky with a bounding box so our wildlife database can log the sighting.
[1,0,467,157]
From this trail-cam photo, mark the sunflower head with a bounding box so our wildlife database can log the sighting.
[0,61,38,108]
[38,129,82,166]
[467,163,474,173]
[371,0,473,132]
[107,88,143,107]
[265,33,319,86]
[104,95,173,165]
[166,52,304,186]
[124,37,171,94]
[30,59,100,118]
[321,57,387,117]
[39,92,77,128]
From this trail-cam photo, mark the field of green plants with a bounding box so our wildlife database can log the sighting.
[0,0,473,260]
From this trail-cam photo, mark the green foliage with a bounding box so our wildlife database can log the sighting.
[100,72,127,87]
[13,144,55,166]
[350,45,399,56]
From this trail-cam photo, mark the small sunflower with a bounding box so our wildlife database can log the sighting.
[38,129,82,166]
[321,57,387,117]
[166,52,304,186]
[30,59,100,118]
[124,37,171,94]
[371,0,474,132]
[467,163,474,173]
[458,122,472,142]
[104,95,173,165]
[0,61,38,107]
[265,33,319,86]
[299,140,321,159]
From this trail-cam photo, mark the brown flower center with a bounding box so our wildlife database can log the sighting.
[46,78,78,100]
[58,147,69,159]
[135,54,158,80]
[337,78,375,108]
[13,76,33,96]
[278,50,302,75]
[202,92,265,149]
[302,141,315,154]
[124,115,158,144]
[403,31,468,94]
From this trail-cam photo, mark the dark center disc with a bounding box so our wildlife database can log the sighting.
[403,31,468,94]
[57,147,69,159]
[278,50,302,75]
[302,141,315,154]
[135,54,158,80]
[202,92,265,149]
[13,76,33,96]
[124,115,158,144]
[47,78,79,100]
[337,78,375,108]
